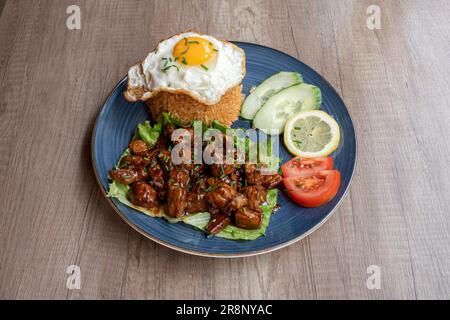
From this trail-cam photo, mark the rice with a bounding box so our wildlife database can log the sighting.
[145,84,243,126]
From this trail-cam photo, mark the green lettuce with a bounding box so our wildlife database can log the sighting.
[162,112,192,127]
[137,119,163,147]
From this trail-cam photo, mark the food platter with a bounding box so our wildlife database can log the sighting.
[92,42,357,257]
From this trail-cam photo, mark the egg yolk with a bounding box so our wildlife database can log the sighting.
[172,37,216,66]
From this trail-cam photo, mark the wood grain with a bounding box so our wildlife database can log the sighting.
[0,0,449,299]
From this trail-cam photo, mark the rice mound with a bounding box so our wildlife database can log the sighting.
[146,84,243,126]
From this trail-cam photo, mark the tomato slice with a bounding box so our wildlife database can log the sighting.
[283,170,341,208]
[281,157,334,178]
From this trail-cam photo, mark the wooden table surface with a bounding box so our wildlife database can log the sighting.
[1,0,449,300]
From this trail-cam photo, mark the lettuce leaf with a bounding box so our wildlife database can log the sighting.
[137,119,162,147]
[182,189,278,240]
[115,148,131,169]
[162,112,192,128]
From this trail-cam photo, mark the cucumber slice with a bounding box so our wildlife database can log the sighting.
[253,83,322,134]
[240,71,303,120]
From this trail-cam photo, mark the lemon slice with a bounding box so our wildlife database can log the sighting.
[284,110,340,157]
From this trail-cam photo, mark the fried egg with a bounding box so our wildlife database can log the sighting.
[125,32,246,105]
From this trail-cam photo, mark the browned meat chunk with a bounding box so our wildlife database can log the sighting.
[206,177,222,186]
[185,192,208,214]
[205,174,234,187]
[244,163,257,184]
[206,183,237,209]
[147,159,166,200]
[129,139,149,156]
[230,169,242,190]
[181,163,195,172]
[208,206,221,216]
[235,208,262,229]
[260,173,283,189]
[167,166,190,218]
[205,213,231,235]
[154,134,168,149]
[190,176,207,193]
[223,193,247,214]
[242,185,266,212]
[244,163,282,188]
[190,165,208,192]
[210,164,236,177]
[119,155,150,169]
[192,164,207,176]
[109,168,147,185]
[157,149,172,172]
[163,123,176,138]
[128,182,158,209]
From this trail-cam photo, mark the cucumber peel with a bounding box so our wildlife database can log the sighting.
[241,71,303,120]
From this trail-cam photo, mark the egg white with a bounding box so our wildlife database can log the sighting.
[125,32,246,105]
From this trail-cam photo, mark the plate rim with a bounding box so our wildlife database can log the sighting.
[91,42,358,258]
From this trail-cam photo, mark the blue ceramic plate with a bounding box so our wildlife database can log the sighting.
[92,42,357,257]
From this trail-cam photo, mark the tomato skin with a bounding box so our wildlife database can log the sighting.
[283,170,341,208]
[281,157,334,178]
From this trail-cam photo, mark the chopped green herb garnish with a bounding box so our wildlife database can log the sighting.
[161,65,180,72]
[213,49,218,52]
[182,57,188,65]
[188,40,199,44]
[200,64,208,71]
[205,185,218,193]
